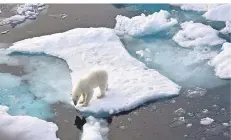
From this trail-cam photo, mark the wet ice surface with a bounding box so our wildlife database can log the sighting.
[0,53,71,119]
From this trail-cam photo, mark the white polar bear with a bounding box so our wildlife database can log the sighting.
[72,69,108,106]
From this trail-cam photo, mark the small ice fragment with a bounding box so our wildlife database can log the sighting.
[174,108,186,116]
[222,123,230,127]
[221,108,225,111]
[128,118,132,122]
[0,9,2,14]
[60,14,68,19]
[187,112,193,117]
[120,125,126,129]
[1,30,10,34]
[170,99,176,103]
[202,109,208,114]
[185,87,207,98]
[186,123,192,128]
[200,117,214,125]
[171,117,185,127]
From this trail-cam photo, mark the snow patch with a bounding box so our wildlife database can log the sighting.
[8,28,181,116]
[114,10,177,37]
[209,43,231,79]
[173,21,225,48]
[0,105,59,140]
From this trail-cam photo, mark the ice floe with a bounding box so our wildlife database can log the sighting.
[8,28,181,116]
[204,4,231,21]
[209,43,231,79]
[114,10,178,37]
[81,116,109,140]
[173,21,225,48]
[0,105,59,140]
[200,117,214,125]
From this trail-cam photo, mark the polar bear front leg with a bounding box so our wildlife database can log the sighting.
[82,89,93,106]
[79,93,86,104]
[97,84,107,98]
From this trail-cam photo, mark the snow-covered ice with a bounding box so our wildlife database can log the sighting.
[200,117,214,125]
[173,21,225,48]
[114,10,178,37]
[0,4,46,27]
[172,4,221,12]
[220,21,231,34]
[81,116,109,140]
[8,28,181,116]
[209,43,231,79]
[204,4,231,21]
[0,105,59,140]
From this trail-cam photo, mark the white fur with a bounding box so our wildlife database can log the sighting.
[72,69,108,106]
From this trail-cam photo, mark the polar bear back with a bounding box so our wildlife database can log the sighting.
[80,69,108,89]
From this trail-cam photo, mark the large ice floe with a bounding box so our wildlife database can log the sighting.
[173,21,225,48]
[171,4,221,12]
[0,105,59,140]
[209,43,231,79]
[114,10,178,37]
[8,28,181,116]
[81,116,109,140]
[0,3,46,27]
[203,4,231,21]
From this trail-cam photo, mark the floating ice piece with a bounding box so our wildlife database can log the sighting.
[202,109,209,114]
[171,117,185,127]
[174,108,186,116]
[0,73,21,89]
[0,9,2,14]
[0,15,26,26]
[1,30,10,34]
[200,117,214,125]
[186,123,192,128]
[220,21,231,34]
[172,4,221,12]
[8,28,181,116]
[114,10,177,37]
[173,21,225,48]
[0,105,59,140]
[204,4,231,21]
[184,87,207,98]
[81,116,109,140]
[0,4,46,27]
[209,43,231,79]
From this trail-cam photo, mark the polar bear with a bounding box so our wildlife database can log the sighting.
[72,69,108,106]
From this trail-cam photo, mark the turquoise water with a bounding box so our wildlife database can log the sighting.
[0,55,71,119]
